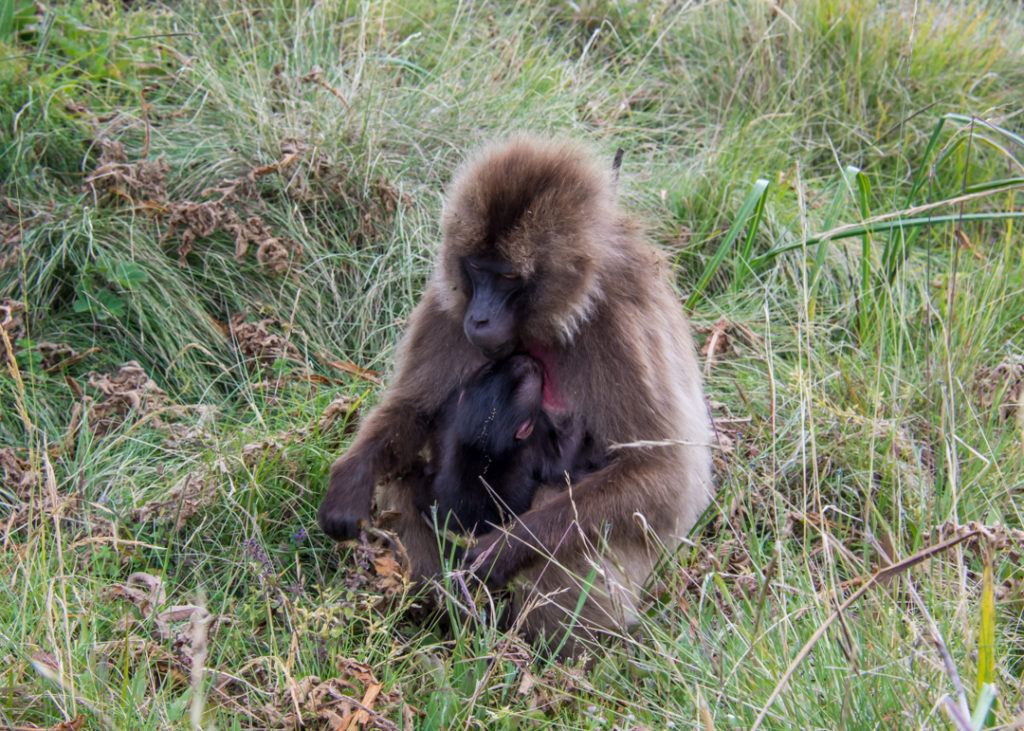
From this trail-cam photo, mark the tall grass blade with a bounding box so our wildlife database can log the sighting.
[905,116,948,206]
[970,685,996,731]
[944,113,1024,150]
[882,113,1024,282]
[809,166,855,294]
[886,115,954,283]
[976,556,996,726]
[808,165,870,321]
[963,177,1024,195]
[852,167,873,339]
[753,211,1024,268]
[685,178,769,309]
[734,178,771,285]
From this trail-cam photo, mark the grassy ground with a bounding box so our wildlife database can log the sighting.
[2,0,1024,728]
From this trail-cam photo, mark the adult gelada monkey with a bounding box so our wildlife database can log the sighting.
[318,135,713,647]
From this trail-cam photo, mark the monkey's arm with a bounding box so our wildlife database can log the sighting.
[467,297,711,584]
[318,293,480,541]
[318,401,434,540]
[465,448,687,587]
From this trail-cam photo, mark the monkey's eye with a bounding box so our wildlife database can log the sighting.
[501,273,521,280]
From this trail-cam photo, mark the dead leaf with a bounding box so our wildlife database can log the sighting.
[372,554,402,579]
[0,226,22,267]
[0,446,39,493]
[252,138,307,178]
[111,571,167,615]
[158,404,218,449]
[36,342,74,369]
[129,470,221,530]
[301,66,351,108]
[401,704,417,731]
[1,198,46,265]
[266,661,400,731]
[0,297,26,361]
[87,361,168,435]
[352,681,383,729]
[975,354,1024,423]
[107,571,220,713]
[165,200,225,264]
[318,395,359,433]
[110,572,216,649]
[162,177,300,273]
[698,318,734,375]
[84,138,169,203]
[1,447,92,539]
[358,539,409,600]
[240,439,284,468]
[322,358,383,385]
[516,667,538,696]
[255,235,302,274]
[228,314,303,369]
[49,715,87,731]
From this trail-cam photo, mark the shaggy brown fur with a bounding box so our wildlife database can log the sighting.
[318,135,714,650]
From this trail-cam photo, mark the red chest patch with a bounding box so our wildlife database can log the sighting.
[527,344,567,411]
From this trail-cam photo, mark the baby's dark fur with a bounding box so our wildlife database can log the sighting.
[415,353,604,535]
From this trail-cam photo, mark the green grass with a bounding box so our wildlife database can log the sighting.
[2,0,1023,728]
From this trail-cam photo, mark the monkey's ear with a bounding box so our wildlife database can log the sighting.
[612,147,624,182]
[514,419,535,440]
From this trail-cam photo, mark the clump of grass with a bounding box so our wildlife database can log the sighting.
[2,0,1023,728]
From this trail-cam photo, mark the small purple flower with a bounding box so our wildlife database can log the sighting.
[292,528,307,543]
[242,537,274,578]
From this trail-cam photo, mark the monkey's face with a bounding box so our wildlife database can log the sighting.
[461,254,528,358]
[437,136,617,352]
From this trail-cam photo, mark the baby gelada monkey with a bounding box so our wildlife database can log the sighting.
[415,353,604,535]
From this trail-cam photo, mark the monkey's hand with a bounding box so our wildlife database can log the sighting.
[317,461,375,541]
[317,504,368,542]
[319,398,437,542]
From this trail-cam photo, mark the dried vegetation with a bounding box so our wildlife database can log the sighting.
[2,0,1024,729]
